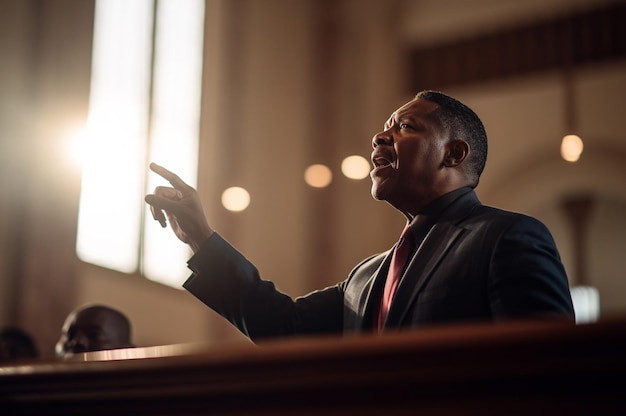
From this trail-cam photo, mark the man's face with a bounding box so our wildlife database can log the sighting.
[370,98,448,215]
[55,308,125,358]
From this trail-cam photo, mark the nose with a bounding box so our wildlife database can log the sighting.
[372,128,392,148]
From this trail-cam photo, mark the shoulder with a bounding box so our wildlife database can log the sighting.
[450,190,544,227]
[339,251,387,289]
[467,204,548,229]
[457,204,556,250]
[348,251,387,278]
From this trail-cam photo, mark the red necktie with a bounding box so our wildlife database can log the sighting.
[378,225,414,332]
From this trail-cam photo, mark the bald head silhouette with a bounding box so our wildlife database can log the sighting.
[56,304,134,359]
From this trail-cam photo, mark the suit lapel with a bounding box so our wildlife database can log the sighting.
[357,249,393,330]
[384,223,465,327]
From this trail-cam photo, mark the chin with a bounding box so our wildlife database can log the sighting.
[371,184,390,202]
[370,184,383,201]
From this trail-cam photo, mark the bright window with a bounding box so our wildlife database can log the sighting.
[76,0,205,288]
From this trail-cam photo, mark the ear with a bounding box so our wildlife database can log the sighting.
[443,139,469,167]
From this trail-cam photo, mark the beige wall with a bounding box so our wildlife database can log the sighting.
[0,0,624,358]
[0,0,92,356]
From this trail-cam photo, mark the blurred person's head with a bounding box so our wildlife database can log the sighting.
[56,304,134,359]
[0,327,39,362]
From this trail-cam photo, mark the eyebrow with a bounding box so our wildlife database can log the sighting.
[397,113,418,123]
[384,114,395,129]
[385,112,420,129]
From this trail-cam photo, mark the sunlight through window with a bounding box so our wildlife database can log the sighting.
[143,0,205,286]
[77,0,205,287]
[76,0,153,273]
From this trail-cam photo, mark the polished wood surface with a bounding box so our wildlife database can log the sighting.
[1,318,625,415]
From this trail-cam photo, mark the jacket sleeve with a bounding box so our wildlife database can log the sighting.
[488,215,575,320]
[183,233,344,342]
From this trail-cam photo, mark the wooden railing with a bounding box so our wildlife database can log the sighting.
[1,318,626,415]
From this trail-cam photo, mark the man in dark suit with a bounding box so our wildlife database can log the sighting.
[145,90,575,342]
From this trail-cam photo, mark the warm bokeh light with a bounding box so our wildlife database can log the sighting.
[561,134,584,162]
[341,155,370,180]
[222,187,251,212]
[304,164,333,188]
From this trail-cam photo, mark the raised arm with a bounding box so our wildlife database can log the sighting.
[144,163,214,253]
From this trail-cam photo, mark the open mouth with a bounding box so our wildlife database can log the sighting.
[373,156,392,168]
[371,150,395,170]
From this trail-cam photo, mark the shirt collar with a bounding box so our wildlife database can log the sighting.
[407,186,473,232]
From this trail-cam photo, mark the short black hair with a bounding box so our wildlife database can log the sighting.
[415,90,488,185]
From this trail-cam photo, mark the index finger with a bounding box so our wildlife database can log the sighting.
[149,162,192,191]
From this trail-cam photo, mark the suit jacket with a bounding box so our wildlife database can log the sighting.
[184,190,574,342]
